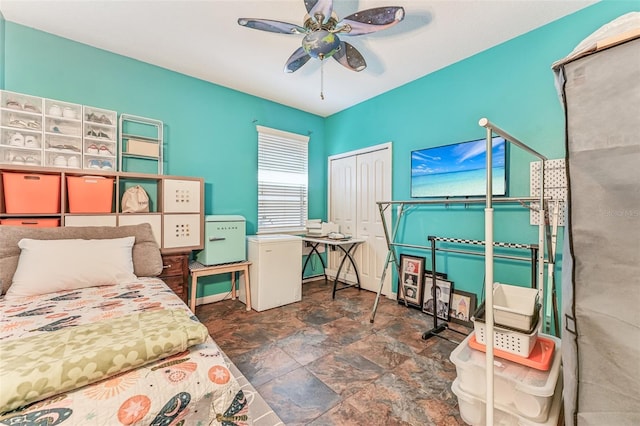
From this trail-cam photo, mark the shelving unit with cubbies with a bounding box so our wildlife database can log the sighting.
[0,164,203,253]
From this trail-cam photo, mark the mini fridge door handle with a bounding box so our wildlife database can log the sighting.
[209,237,226,242]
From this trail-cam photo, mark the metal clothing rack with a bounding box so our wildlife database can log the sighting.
[369,196,551,325]
[421,235,540,343]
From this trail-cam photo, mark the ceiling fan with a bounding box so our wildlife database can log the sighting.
[238,0,405,76]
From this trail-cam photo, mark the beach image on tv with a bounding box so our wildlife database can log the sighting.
[411,136,506,198]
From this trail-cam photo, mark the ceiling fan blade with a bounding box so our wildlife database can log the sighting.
[304,0,333,25]
[284,47,312,73]
[238,18,307,35]
[338,7,405,36]
[333,41,366,72]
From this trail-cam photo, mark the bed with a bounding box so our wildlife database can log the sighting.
[0,223,273,425]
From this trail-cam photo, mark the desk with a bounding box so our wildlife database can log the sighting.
[188,260,252,312]
[301,236,366,298]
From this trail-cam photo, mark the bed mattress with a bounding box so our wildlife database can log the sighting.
[0,278,249,425]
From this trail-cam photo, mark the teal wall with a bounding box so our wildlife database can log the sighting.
[1,21,327,297]
[1,1,637,306]
[0,12,5,88]
[324,1,638,319]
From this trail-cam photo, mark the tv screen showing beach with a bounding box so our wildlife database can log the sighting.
[411,136,506,198]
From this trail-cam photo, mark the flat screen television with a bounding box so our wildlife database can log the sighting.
[411,136,507,198]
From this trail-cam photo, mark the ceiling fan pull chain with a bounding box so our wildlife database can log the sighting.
[320,59,325,100]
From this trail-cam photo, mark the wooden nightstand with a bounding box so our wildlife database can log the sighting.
[159,252,190,304]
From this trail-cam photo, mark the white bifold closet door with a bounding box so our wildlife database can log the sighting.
[328,143,392,296]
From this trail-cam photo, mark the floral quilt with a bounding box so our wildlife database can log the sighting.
[0,278,250,426]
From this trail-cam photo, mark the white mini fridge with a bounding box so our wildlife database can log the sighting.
[238,234,302,311]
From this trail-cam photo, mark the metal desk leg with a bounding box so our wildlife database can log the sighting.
[332,243,362,299]
[301,242,327,281]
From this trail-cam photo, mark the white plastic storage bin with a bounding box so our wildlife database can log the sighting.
[493,283,539,331]
[449,333,561,422]
[473,303,539,357]
[451,377,563,426]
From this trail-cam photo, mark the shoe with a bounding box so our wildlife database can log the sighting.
[86,112,98,122]
[88,159,102,169]
[97,130,110,140]
[6,100,21,110]
[51,126,62,133]
[67,156,80,168]
[23,103,39,113]
[98,145,112,156]
[26,120,40,129]
[87,129,98,137]
[24,135,38,148]
[49,104,62,117]
[53,155,67,167]
[25,156,38,165]
[99,114,112,125]
[62,107,76,119]
[87,144,99,154]
[100,160,113,170]
[11,155,25,165]
[9,133,24,146]
[9,117,27,128]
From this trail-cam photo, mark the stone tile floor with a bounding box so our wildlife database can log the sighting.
[197,279,469,425]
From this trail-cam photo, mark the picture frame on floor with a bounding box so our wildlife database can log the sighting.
[449,289,477,328]
[422,275,453,321]
[398,254,425,308]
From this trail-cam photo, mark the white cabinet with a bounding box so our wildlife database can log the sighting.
[240,235,302,311]
[0,91,44,167]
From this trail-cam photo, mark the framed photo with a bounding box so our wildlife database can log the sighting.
[398,254,425,308]
[449,290,478,327]
[422,275,453,321]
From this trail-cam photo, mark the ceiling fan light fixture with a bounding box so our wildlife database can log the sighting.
[302,30,341,59]
[239,0,405,78]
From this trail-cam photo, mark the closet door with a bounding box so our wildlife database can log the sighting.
[328,144,392,296]
[356,149,391,294]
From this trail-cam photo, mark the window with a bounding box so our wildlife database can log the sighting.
[257,126,309,233]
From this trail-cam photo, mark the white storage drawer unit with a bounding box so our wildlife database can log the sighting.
[239,234,302,311]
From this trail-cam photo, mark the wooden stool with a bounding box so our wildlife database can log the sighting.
[188,260,252,312]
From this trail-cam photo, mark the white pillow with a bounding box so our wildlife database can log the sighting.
[6,237,137,298]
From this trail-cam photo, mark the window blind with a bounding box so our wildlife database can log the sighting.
[257,126,309,233]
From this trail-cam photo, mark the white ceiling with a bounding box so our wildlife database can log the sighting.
[1,0,596,117]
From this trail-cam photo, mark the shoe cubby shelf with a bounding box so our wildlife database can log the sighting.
[0,90,117,171]
[0,165,204,253]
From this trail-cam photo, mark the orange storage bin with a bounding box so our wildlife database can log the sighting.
[67,176,114,213]
[0,218,60,227]
[2,172,61,214]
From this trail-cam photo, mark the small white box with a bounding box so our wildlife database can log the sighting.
[163,179,201,213]
[493,283,539,331]
[127,138,159,157]
[163,214,201,248]
[449,333,562,422]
